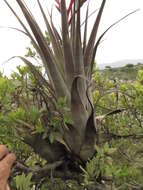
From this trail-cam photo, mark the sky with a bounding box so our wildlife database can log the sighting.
[0,0,143,75]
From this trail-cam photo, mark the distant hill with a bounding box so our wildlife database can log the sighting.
[97,59,143,70]
[99,63,143,81]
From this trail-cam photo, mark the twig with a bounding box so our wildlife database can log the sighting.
[14,160,64,174]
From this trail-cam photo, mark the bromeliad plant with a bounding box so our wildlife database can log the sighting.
[3,0,138,184]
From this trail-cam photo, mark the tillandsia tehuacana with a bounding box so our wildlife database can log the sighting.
[3,0,139,184]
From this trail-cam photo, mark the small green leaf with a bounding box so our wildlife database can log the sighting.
[49,132,54,144]
[35,122,44,134]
